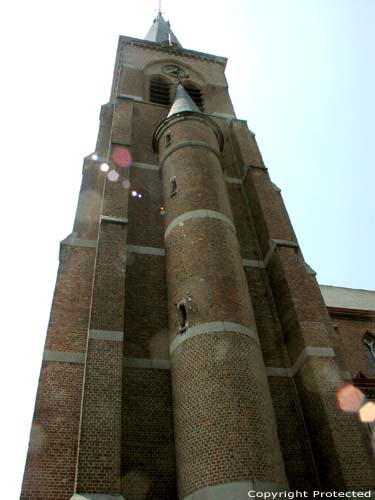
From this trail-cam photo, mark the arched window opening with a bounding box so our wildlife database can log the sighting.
[150,77,171,106]
[363,332,375,372]
[177,302,187,333]
[183,84,204,111]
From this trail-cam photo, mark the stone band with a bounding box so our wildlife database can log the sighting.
[43,351,85,364]
[266,347,336,378]
[164,209,235,240]
[71,495,125,500]
[124,357,170,369]
[127,245,165,256]
[89,330,124,342]
[170,321,259,355]
[182,480,288,500]
[160,140,223,166]
[263,239,298,267]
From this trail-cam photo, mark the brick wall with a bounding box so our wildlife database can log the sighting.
[20,362,83,500]
[121,368,176,499]
[332,315,375,378]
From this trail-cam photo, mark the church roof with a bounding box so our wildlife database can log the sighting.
[319,285,375,312]
[144,11,182,47]
[168,84,201,117]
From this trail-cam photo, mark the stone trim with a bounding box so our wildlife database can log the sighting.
[132,161,160,171]
[225,176,242,184]
[170,321,259,355]
[101,215,128,224]
[153,112,224,154]
[266,367,292,377]
[242,164,250,182]
[248,127,256,137]
[243,255,316,279]
[165,209,235,240]
[266,347,337,378]
[305,262,317,275]
[89,330,124,342]
[69,238,97,249]
[127,245,165,256]
[122,63,139,69]
[124,357,170,370]
[243,254,313,277]
[250,164,267,170]
[117,93,144,102]
[61,233,97,249]
[182,480,288,499]
[43,351,85,364]
[341,370,352,380]
[292,346,336,375]
[263,239,298,268]
[71,495,125,500]
[159,140,223,166]
[211,112,236,120]
[56,243,308,270]
[242,163,267,183]
[242,258,265,269]
[121,36,227,66]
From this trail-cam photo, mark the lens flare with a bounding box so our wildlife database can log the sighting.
[359,402,375,423]
[107,169,120,182]
[131,190,143,199]
[122,180,130,189]
[336,384,365,413]
[100,163,110,172]
[90,153,99,161]
[112,145,132,168]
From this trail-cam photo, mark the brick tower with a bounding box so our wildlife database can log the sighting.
[21,11,375,500]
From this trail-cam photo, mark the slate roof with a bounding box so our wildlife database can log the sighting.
[168,84,201,117]
[145,11,182,47]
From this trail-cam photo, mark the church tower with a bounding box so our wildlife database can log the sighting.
[21,11,375,500]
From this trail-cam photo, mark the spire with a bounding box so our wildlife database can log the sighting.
[168,84,201,117]
[145,11,182,48]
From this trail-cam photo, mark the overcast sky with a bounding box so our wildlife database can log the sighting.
[1,0,374,497]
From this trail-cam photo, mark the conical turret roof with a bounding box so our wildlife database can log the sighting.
[145,11,182,47]
[168,84,201,117]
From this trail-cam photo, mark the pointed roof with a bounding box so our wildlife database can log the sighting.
[145,11,182,47]
[168,84,201,117]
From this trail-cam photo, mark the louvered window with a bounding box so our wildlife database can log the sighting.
[150,77,171,105]
[184,85,204,111]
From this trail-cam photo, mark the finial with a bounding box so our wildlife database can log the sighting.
[158,0,162,14]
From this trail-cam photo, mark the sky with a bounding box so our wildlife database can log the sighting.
[1,0,374,497]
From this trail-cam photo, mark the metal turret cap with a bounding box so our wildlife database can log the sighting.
[145,11,182,47]
[167,84,201,117]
